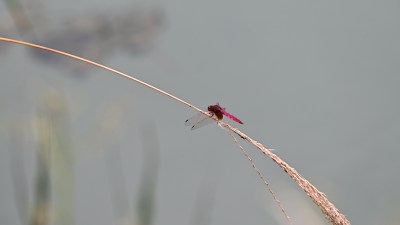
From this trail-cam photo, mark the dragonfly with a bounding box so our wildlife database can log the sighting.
[185,103,243,130]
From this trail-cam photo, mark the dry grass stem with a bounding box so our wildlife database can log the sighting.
[0,37,350,225]
[224,127,291,223]
[220,123,350,225]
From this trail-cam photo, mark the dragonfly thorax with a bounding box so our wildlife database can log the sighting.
[208,104,223,120]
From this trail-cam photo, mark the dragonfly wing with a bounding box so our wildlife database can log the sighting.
[185,113,214,130]
[220,109,243,124]
[185,113,204,127]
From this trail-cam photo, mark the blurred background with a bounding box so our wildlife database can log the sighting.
[1,0,399,224]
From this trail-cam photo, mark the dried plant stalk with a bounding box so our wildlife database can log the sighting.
[224,128,291,223]
[222,124,350,225]
[0,37,350,225]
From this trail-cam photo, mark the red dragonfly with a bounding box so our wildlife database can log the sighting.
[185,103,243,130]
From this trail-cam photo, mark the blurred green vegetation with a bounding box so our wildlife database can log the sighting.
[31,92,73,225]
[7,90,168,225]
